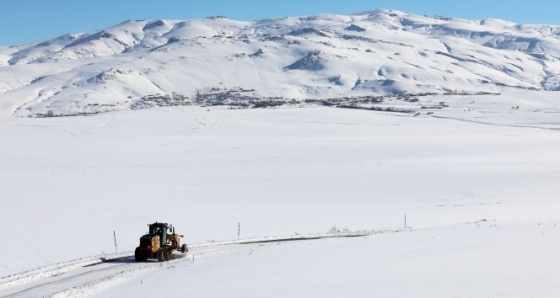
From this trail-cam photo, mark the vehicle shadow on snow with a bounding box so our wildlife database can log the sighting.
[94,253,188,265]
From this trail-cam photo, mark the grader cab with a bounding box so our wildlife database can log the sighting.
[134,222,188,262]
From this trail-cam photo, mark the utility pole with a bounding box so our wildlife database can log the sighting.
[238,222,241,240]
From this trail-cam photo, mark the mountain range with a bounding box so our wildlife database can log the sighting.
[1,9,560,117]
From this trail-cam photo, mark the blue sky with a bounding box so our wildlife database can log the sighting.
[1,0,559,46]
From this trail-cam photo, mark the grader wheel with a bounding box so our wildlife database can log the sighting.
[157,249,165,262]
[165,248,171,261]
[134,247,146,261]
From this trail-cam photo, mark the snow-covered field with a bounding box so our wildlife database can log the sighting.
[96,223,560,298]
[2,91,560,296]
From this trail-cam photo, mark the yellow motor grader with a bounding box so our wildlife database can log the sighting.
[134,222,188,262]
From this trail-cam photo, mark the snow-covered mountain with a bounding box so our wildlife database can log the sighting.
[2,9,560,117]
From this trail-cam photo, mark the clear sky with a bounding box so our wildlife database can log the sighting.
[1,0,559,46]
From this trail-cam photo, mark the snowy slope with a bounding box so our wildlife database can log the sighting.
[2,9,560,117]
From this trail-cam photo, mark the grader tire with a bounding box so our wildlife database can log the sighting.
[157,249,165,262]
[165,248,171,261]
[181,244,188,253]
[135,247,147,262]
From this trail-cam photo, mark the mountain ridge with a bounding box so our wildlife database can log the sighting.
[1,9,560,117]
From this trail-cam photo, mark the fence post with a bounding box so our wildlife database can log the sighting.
[113,230,118,253]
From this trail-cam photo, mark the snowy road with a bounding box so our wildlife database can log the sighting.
[0,232,375,297]
[1,257,147,297]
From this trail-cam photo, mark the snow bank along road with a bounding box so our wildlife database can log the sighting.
[0,231,382,297]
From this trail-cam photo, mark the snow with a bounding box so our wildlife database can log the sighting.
[2,92,560,295]
[2,9,560,117]
[2,8,560,297]
[94,223,560,297]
